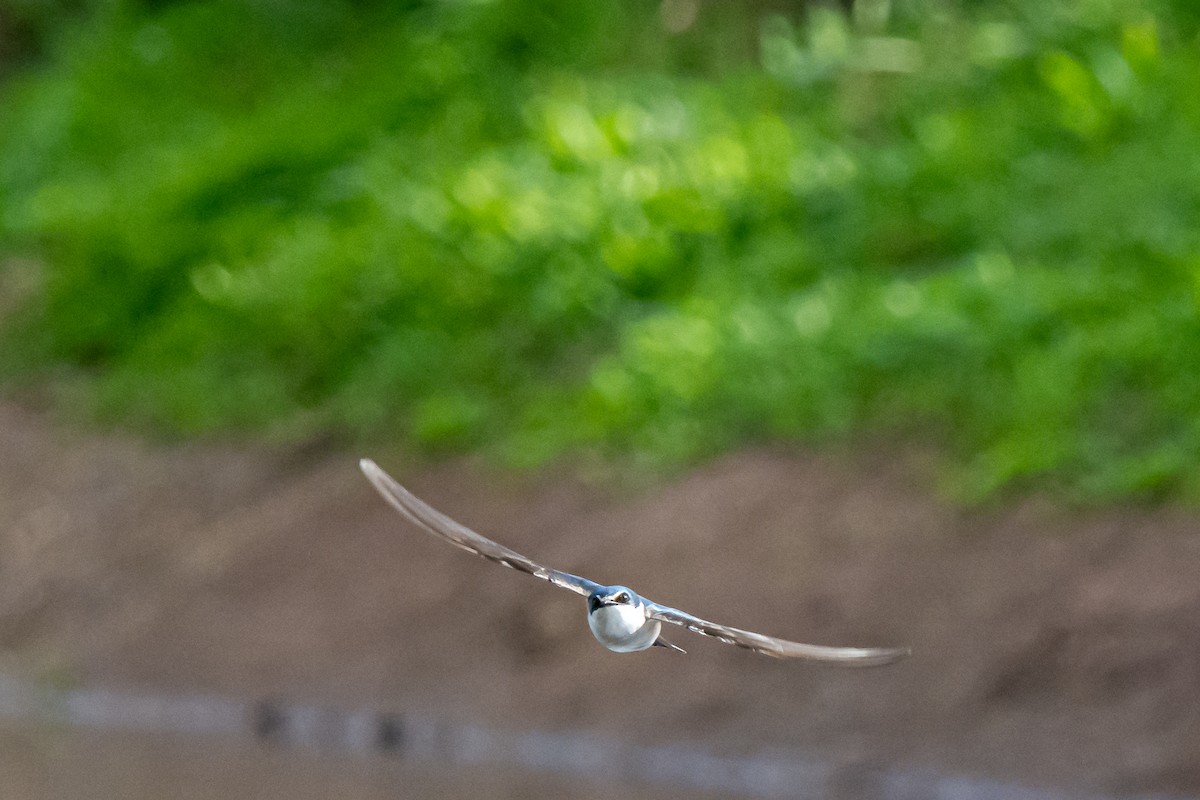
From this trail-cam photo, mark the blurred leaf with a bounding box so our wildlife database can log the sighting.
[2,0,1200,503]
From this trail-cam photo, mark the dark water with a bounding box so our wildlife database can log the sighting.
[0,726,730,800]
[0,678,816,798]
[0,678,1191,800]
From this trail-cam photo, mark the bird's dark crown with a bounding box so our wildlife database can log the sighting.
[588,585,637,612]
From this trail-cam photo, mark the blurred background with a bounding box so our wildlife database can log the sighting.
[2,0,1200,797]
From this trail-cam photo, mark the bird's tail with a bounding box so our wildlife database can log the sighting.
[653,636,686,654]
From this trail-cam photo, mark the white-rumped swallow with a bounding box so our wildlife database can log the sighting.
[360,459,908,664]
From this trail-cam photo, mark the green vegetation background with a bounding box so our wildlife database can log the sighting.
[1,0,1199,502]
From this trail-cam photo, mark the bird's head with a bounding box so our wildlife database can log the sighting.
[587,585,642,614]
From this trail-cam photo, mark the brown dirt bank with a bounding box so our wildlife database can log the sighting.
[2,401,1199,796]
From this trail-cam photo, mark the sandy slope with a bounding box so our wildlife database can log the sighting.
[2,401,1199,796]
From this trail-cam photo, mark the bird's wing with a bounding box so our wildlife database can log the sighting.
[360,459,602,598]
[645,601,909,665]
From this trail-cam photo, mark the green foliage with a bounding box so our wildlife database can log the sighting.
[2,0,1199,502]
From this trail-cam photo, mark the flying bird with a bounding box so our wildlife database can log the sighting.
[360,459,908,665]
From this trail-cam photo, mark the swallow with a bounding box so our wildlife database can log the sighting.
[360,459,908,665]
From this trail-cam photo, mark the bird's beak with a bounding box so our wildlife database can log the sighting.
[587,595,606,612]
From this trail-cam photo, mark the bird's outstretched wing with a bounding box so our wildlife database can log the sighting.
[645,601,909,665]
[360,459,602,597]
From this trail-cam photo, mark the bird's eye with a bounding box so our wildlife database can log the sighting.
[615,592,630,603]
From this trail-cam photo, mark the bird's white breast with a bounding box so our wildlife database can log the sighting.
[587,604,661,653]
